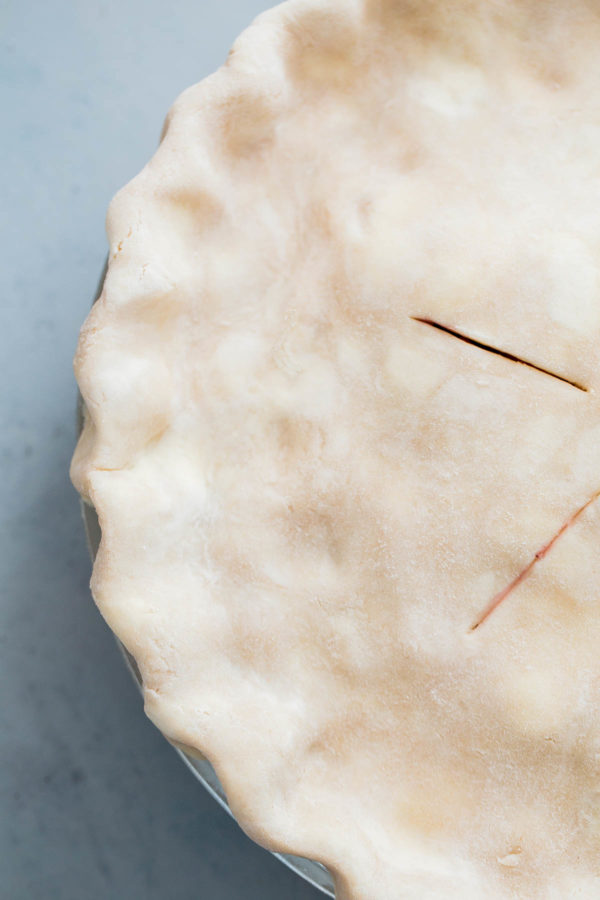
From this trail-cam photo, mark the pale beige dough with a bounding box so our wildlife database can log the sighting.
[71,1,600,897]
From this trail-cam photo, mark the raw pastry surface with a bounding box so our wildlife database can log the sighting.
[72,1,600,897]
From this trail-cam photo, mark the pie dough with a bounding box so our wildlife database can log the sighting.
[71,1,600,897]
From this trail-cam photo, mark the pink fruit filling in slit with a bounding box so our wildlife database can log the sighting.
[471,490,600,631]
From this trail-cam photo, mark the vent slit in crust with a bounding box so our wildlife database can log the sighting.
[411,317,588,392]
[470,489,600,631]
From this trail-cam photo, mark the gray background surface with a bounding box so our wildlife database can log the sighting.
[1,2,322,897]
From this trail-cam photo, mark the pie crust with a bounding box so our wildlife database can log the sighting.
[72,2,600,897]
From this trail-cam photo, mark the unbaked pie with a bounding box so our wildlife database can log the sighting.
[72,1,600,897]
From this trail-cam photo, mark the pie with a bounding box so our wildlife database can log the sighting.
[71,1,600,897]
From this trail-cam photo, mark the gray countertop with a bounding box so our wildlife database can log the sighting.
[1,2,322,897]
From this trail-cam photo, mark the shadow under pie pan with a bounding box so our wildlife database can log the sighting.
[77,264,335,897]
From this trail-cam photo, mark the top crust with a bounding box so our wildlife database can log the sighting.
[72,1,600,897]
